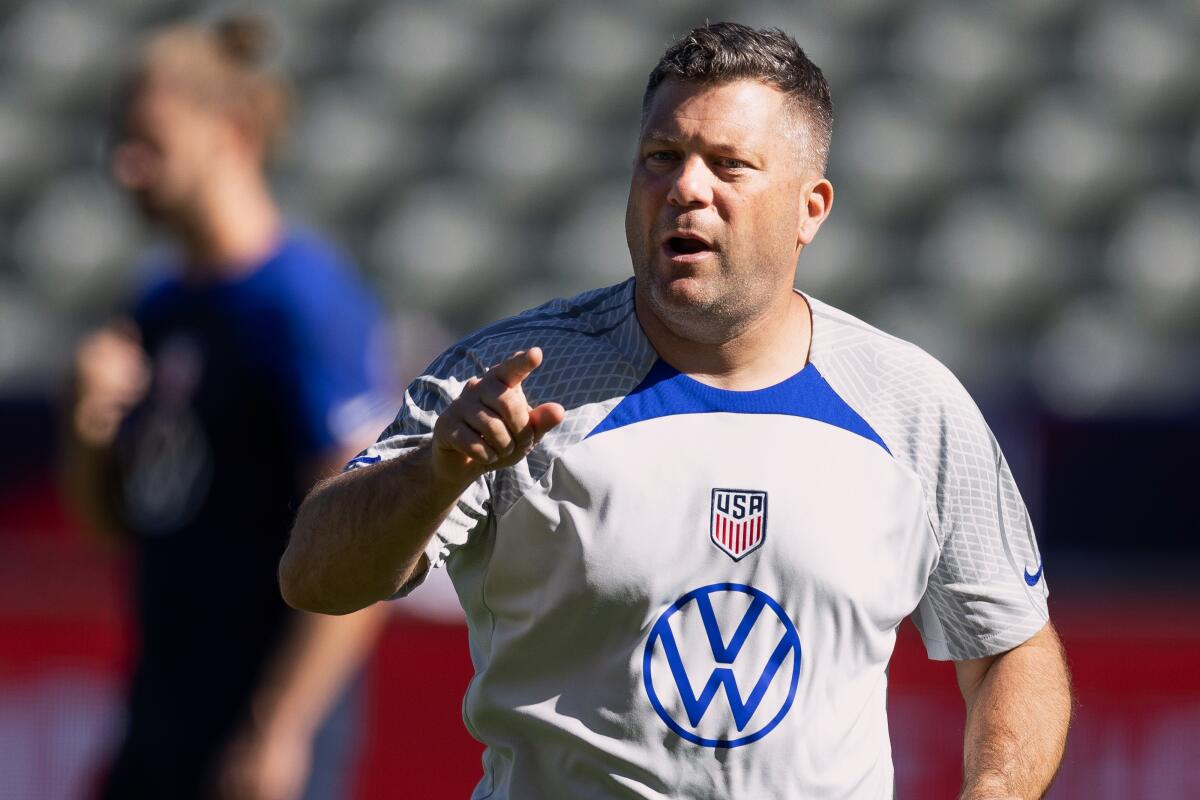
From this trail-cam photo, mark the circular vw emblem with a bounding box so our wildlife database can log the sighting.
[643,583,802,748]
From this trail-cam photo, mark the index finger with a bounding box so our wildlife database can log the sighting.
[490,347,545,389]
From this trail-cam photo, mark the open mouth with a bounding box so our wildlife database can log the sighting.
[665,236,712,256]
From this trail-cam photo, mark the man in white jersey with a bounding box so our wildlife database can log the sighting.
[281,23,1072,800]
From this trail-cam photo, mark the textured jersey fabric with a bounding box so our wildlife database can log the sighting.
[350,278,1048,799]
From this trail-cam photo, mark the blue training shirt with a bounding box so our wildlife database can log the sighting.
[113,228,389,761]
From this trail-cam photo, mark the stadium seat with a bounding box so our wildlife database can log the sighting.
[829,88,972,220]
[917,189,1074,331]
[794,205,891,311]
[0,100,69,203]
[707,2,865,90]
[451,81,598,208]
[994,0,1085,32]
[368,180,527,313]
[1074,5,1200,124]
[0,2,127,112]
[1002,91,1155,223]
[1191,122,1200,191]
[545,181,637,295]
[10,173,139,314]
[0,281,73,386]
[889,4,1041,121]
[348,2,498,115]
[1031,296,1182,415]
[819,0,905,29]
[1106,191,1200,333]
[523,6,659,113]
[289,80,418,217]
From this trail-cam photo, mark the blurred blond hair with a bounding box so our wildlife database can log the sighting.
[132,15,292,158]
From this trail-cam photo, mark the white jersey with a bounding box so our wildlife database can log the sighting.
[348,279,1049,799]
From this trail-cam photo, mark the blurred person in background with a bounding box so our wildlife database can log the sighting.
[63,16,392,800]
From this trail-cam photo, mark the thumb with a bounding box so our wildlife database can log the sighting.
[528,402,565,440]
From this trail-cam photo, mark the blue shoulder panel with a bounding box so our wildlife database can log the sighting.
[586,359,891,455]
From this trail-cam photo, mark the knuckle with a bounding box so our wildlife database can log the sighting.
[461,377,484,399]
[484,415,508,438]
[489,395,523,424]
[483,371,509,395]
[481,417,512,447]
[499,387,528,415]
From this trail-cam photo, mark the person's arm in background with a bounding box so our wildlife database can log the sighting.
[62,321,150,545]
[218,606,388,800]
[219,448,392,800]
[955,622,1073,800]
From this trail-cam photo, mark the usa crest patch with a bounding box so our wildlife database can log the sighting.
[710,488,767,561]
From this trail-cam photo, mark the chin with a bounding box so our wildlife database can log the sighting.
[646,274,712,315]
[644,277,737,342]
[656,273,705,301]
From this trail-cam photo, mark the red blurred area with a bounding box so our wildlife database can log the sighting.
[3,478,1200,799]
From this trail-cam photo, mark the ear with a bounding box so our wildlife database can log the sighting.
[797,178,834,247]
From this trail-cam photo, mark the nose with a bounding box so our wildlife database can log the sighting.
[667,155,714,209]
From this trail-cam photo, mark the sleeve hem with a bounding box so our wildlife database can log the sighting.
[923,619,1050,662]
[388,553,434,599]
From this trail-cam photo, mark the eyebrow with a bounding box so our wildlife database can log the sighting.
[639,130,681,146]
[642,131,743,149]
[640,131,762,160]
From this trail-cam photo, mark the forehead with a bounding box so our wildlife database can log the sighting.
[640,78,791,145]
[123,76,209,129]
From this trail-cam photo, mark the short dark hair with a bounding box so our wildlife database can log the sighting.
[642,22,833,172]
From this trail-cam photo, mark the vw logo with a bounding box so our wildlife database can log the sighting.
[643,583,802,748]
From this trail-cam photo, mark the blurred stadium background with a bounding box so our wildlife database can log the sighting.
[1,0,1198,797]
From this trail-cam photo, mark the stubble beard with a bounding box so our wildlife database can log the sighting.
[632,246,769,346]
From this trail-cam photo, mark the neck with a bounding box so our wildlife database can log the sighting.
[635,286,812,390]
[174,165,282,282]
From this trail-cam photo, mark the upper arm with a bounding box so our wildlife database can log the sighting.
[953,621,1064,708]
[274,259,394,463]
[955,653,1000,707]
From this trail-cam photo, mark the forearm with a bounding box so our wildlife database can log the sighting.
[959,624,1072,800]
[250,603,390,736]
[60,430,129,546]
[279,445,468,614]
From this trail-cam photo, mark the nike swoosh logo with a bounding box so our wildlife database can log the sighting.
[1024,562,1044,586]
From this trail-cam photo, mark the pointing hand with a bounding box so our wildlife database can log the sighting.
[431,348,565,484]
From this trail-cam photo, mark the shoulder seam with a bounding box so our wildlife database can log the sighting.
[453,284,644,376]
[810,305,928,356]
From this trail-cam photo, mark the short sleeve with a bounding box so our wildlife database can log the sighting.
[275,247,393,460]
[912,401,1050,661]
[344,369,491,597]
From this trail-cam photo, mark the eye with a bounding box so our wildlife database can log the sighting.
[646,150,678,163]
[716,157,748,170]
